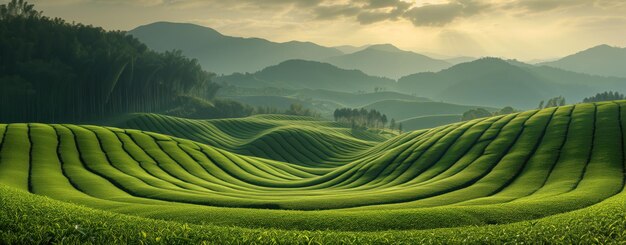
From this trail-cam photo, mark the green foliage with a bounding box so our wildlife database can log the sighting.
[107,113,388,165]
[285,103,319,117]
[2,184,624,244]
[538,96,566,109]
[494,106,518,115]
[1,102,626,243]
[333,108,388,129]
[164,96,254,119]
[583,91,625,103]
[462,108,492,121]
[0,3,219,123]
[0,0,41,20]
[364,99,497,122]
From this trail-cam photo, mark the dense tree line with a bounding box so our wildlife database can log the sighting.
[583,91,625,103]
[164,96,254,119]
[0,0,219,122]
[333,108,388,129]
[255,103,320,118]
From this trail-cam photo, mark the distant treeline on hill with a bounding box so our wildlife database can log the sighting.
[333,108,392,130]
[583,91,625,103]
[0,1,219,123]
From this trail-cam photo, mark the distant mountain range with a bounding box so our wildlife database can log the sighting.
[129,22,458,77]
[540,44,626,78]
[324,44,451,79]
[129,22,626,110]
[398,57,626,108]
[219,57,626,109]
[129,22,343,75]
[215,59,395,93]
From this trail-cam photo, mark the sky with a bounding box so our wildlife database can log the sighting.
[30,0,626,61]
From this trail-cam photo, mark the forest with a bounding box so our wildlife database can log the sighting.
[333,108,393,130]
[0,1,219,122]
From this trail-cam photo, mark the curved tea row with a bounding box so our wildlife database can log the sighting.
[112,113,392,166]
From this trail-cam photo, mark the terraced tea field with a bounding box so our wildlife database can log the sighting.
[108,114,394,165]
[1,102,626,243]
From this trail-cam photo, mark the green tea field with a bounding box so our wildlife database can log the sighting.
[1,101,625,243]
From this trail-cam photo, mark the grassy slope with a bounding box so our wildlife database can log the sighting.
[106,113,392,166]
[398,114,462,131]
[0,101,625,243]
[2,184,624,244]
[363,99,497,121]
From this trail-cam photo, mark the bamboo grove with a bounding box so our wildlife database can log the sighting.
[0,4,220,123]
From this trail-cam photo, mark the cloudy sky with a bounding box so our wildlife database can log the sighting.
[31,0,626,61]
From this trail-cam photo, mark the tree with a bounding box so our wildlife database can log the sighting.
[381,115,388,128]
[332,107,389,130]
[0,1,221,122]
[390,118,396,130]
[583,91,625,103]
[398,123,403,134]
[0,0,41,20]
[542,96,566,108]
[494,106,517,116]
[462,108,492,121]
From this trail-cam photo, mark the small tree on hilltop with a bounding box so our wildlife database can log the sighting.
[462,108,492,121]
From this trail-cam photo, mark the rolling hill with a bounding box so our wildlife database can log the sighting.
[292,89,431,107]
[215,59,396,93]
[324,44,451,79]
[107,113,392,166]
[398,57,626,108]
[540,44,626,78]
[128,22,343,75]
[363,100,496,121]
[398,114,462,131]
[1,101,626,243]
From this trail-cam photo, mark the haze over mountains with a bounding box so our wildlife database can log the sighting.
[399,58,626,108]
[215,59,395,93]
[129,22,456,78]
[129,21,626,110]
[324,44,451,79]
[540,45,626,78]
[217,56,626,109]
[129,22,343,75]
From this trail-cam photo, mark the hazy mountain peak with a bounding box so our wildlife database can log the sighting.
[588,44,616,50]
[540,44,626,78]
[129,22,342,75]
[449,57,512,70]
[365,44,403,53]
[324,44,451,79]
[273,59,335,69]
[217,59,394,93]
[131,22,224,39]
